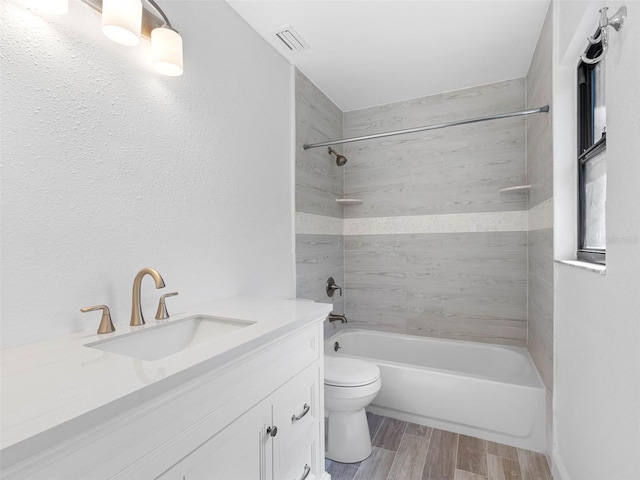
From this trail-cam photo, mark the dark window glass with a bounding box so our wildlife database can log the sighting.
[577,40,606,265]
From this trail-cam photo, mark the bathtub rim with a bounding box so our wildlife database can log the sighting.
[325,328,545,389]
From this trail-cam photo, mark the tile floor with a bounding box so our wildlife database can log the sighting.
[325,413,553,480]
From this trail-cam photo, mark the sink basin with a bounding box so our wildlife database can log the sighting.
[85,315,256,361]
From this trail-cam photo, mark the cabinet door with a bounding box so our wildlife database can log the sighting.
[160,399,272,480]
[272,365,321,480]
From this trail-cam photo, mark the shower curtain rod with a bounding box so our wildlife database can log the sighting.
[302,105,549,150]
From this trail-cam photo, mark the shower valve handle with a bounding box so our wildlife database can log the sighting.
[326,277,342,297]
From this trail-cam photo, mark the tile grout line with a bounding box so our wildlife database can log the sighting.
[370,416,384,446]
[423,427,433,480]
[454,432,460,479]
[384,421,408,480]
[369,413,383,441]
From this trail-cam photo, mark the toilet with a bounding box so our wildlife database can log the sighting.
[324,356,382,463]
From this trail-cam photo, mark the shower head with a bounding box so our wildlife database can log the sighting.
[328,147,348,166]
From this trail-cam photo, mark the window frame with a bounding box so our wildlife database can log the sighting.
[577,39,606,265]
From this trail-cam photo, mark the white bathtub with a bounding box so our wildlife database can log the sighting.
[325,329,546,452]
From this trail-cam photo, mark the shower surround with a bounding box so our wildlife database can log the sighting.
[343,79,528,345]
[296,73,534,346]
[296,74,529,345]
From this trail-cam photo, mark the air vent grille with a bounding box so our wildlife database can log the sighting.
[273,25,309,53]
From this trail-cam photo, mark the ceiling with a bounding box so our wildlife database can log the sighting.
[226,0,551,112]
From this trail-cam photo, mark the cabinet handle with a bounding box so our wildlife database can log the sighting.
[267,425,278,437]
[291,403,311,422]
[296,464,311,480]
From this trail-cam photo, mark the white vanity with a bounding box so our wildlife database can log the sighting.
[0,297,332,480]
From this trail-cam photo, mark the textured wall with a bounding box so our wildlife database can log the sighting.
[294,70,345,331]
[0,1,294,348]
[341,80,529,345]
[525,3,554,458]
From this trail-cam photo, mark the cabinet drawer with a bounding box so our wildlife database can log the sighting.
[272,365,320,480]
[273,365,320,454]
[279,429,317,480]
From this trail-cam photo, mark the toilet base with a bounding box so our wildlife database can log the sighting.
[325,408,372,463]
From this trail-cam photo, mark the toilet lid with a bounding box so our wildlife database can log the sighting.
[325,356,380,387]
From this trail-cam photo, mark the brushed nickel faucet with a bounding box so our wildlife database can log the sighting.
[130,267,165,326]
[81,304,116,334]
[155,291,179,320]
[328,313,347,324]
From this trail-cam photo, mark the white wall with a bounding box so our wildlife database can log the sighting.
[0,1,295,348]
[552,1,640,479]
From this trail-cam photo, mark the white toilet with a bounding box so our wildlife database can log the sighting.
[324,356,382,463]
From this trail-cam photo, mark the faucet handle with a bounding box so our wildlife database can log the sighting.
[326,277,343,297]
[155,292,179,320]
[81,304,116,334]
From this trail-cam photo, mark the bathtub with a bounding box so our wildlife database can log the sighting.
[324,329,546,452]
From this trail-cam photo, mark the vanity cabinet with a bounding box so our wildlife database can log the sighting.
[2,318,326,480]
[167,400,270,480]
[160,364,320,480]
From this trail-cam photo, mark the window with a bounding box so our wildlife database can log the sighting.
[577,40,606,264]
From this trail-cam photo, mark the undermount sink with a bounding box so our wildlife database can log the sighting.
[85,315,256,361]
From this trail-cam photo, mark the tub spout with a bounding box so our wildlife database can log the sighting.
[328,313,347,324]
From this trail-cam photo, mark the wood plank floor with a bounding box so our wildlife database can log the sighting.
[325,413,553,480]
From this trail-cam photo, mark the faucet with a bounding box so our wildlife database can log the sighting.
[130,267,166,326]
[328,313,347,324]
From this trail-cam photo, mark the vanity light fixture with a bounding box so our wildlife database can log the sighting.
[102,0,184,75]
[28,0,69,15]
[102,0,143,46]
[29,0,183,76]
[147,0,183,76]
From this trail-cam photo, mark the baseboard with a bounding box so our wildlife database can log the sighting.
[552,449,570,480]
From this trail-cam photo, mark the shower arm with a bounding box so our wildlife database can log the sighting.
[303,105,549,150]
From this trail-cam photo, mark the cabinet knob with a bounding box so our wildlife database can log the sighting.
[267,425,278,437]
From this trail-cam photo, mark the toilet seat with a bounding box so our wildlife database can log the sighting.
[325,356,380,387]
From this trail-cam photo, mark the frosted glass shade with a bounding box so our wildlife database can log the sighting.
[30,0,68,14]
[102,0,142,46]
[151,27,184,76]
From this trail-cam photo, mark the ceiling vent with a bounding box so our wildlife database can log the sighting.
[273,25,309,53]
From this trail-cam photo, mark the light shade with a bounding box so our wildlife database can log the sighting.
[29,0,68,15]
[102,0,142,47]
[151,27,184,77]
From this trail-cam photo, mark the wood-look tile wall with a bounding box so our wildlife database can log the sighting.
[295,70,345,332]
[342,79,528,219]
[341,80,529,345]
[344,232,528,345]
[295,69,344,219]
[526,5,554,454]
[296,233,345,316]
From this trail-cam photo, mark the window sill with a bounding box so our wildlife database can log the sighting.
[556,259,606,275]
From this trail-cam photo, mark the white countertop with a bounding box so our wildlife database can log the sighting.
[0,297,331,454]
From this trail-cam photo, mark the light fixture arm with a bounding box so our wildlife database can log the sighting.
[143,0,176,31]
